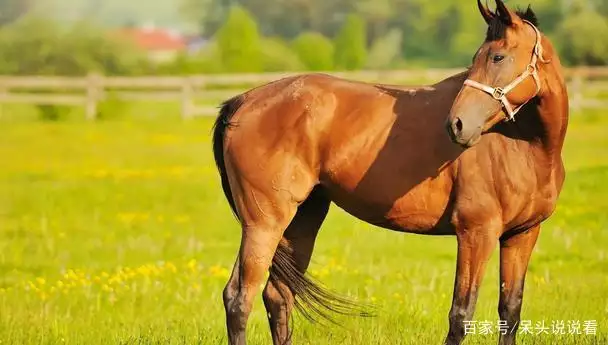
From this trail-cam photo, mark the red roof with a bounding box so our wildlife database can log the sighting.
[116,28,186,51]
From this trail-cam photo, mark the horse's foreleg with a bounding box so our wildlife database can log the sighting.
[444,225,499,345]
[497,225,540,345]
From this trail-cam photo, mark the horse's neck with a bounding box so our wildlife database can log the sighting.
[486,63,567,180]
[535,60,569,162]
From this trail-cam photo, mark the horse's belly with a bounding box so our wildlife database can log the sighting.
[322,178,454,235]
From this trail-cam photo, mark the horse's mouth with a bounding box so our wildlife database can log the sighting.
[462,133,482,148]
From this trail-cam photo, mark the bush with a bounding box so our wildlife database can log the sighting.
[96,93,130,121]
[556,8,608,66]
[36,105,71,122]
[291,32,334,71]
[157,42,224,75]
[334,14,368,70]
[0,17,149,76]
[366,29,403,69]
[260,38,304,72]
[215,6,262,73]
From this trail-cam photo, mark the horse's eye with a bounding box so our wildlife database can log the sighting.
[493,54,505,63]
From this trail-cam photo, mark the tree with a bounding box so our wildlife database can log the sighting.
[334,13,368,70]
[365,29,403,69]
[0,18,148,75]
[556,7,608,65]
[355,0,392,42]
[0,0,30,26]
[241,0,354,38]
[215,6,262,73]
[179,0,226,35]
[260,37,304,72]
[448,4,486,66]
[291,32,334,71]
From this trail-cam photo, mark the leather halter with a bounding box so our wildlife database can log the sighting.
[463,20,550,121]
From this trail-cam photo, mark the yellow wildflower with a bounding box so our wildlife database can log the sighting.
[166,262,177,273]
[174,215,190,223]
[209,265,230,278]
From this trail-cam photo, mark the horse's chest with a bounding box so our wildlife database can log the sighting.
[496,167,561,229]
[453,149,562,232]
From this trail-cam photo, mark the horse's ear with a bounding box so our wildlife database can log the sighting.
[495,0,515,25]
[477,0,495,24]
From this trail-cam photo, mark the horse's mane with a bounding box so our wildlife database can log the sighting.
[486,5,539,41]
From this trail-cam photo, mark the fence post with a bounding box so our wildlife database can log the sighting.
[85,73,101,120]
[0,85,5,119]
[570,70,584,113]
[181,76,194,120]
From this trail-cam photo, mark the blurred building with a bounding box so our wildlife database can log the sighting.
[115,24,189,63]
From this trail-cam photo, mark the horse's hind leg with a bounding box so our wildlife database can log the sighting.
[222,182,300,345]
[262,186,330,345]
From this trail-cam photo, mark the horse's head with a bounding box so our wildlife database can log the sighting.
[447,0,551,147]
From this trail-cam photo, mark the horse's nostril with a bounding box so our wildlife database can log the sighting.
[455,118,463,133]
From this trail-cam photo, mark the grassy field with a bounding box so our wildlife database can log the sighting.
[0,109,606,345]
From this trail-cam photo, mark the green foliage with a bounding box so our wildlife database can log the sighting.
[260,38,304,72]
[238,0,355,38]
[0,17,149,76]
[355,0,391,42]
[0,0,30,26]
[365,29,402,69]
[557,7,608,66]
[96,93,130,121]
[44,0,181,29]
[37,0,608,70]
[160,37,304,74]
[448,5,485,66]
[291,32,335,71]
[333,13,368,70]
[215,6,262,73]
[36,105,71,121]
[156,43,224,75]
[179,0,226,35]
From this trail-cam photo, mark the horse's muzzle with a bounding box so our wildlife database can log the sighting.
[446,116,481,148]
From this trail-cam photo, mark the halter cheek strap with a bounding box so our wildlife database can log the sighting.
[463,20,549,121]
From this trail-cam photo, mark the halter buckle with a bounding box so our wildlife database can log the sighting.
[492,87,505,100]
[526,64,536,74]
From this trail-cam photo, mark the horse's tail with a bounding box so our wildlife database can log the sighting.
[213,95,373,326]
[212,95,244,220]
[271,243,374,325]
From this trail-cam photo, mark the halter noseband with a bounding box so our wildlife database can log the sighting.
[463,20,550,121]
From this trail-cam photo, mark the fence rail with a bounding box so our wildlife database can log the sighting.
[0,67,607,120]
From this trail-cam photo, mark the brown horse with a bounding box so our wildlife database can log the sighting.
[212,1,568,344]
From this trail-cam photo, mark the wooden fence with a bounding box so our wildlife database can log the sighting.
[0,67,607,120]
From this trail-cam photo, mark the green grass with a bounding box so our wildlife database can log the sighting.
[0,111,607,345]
